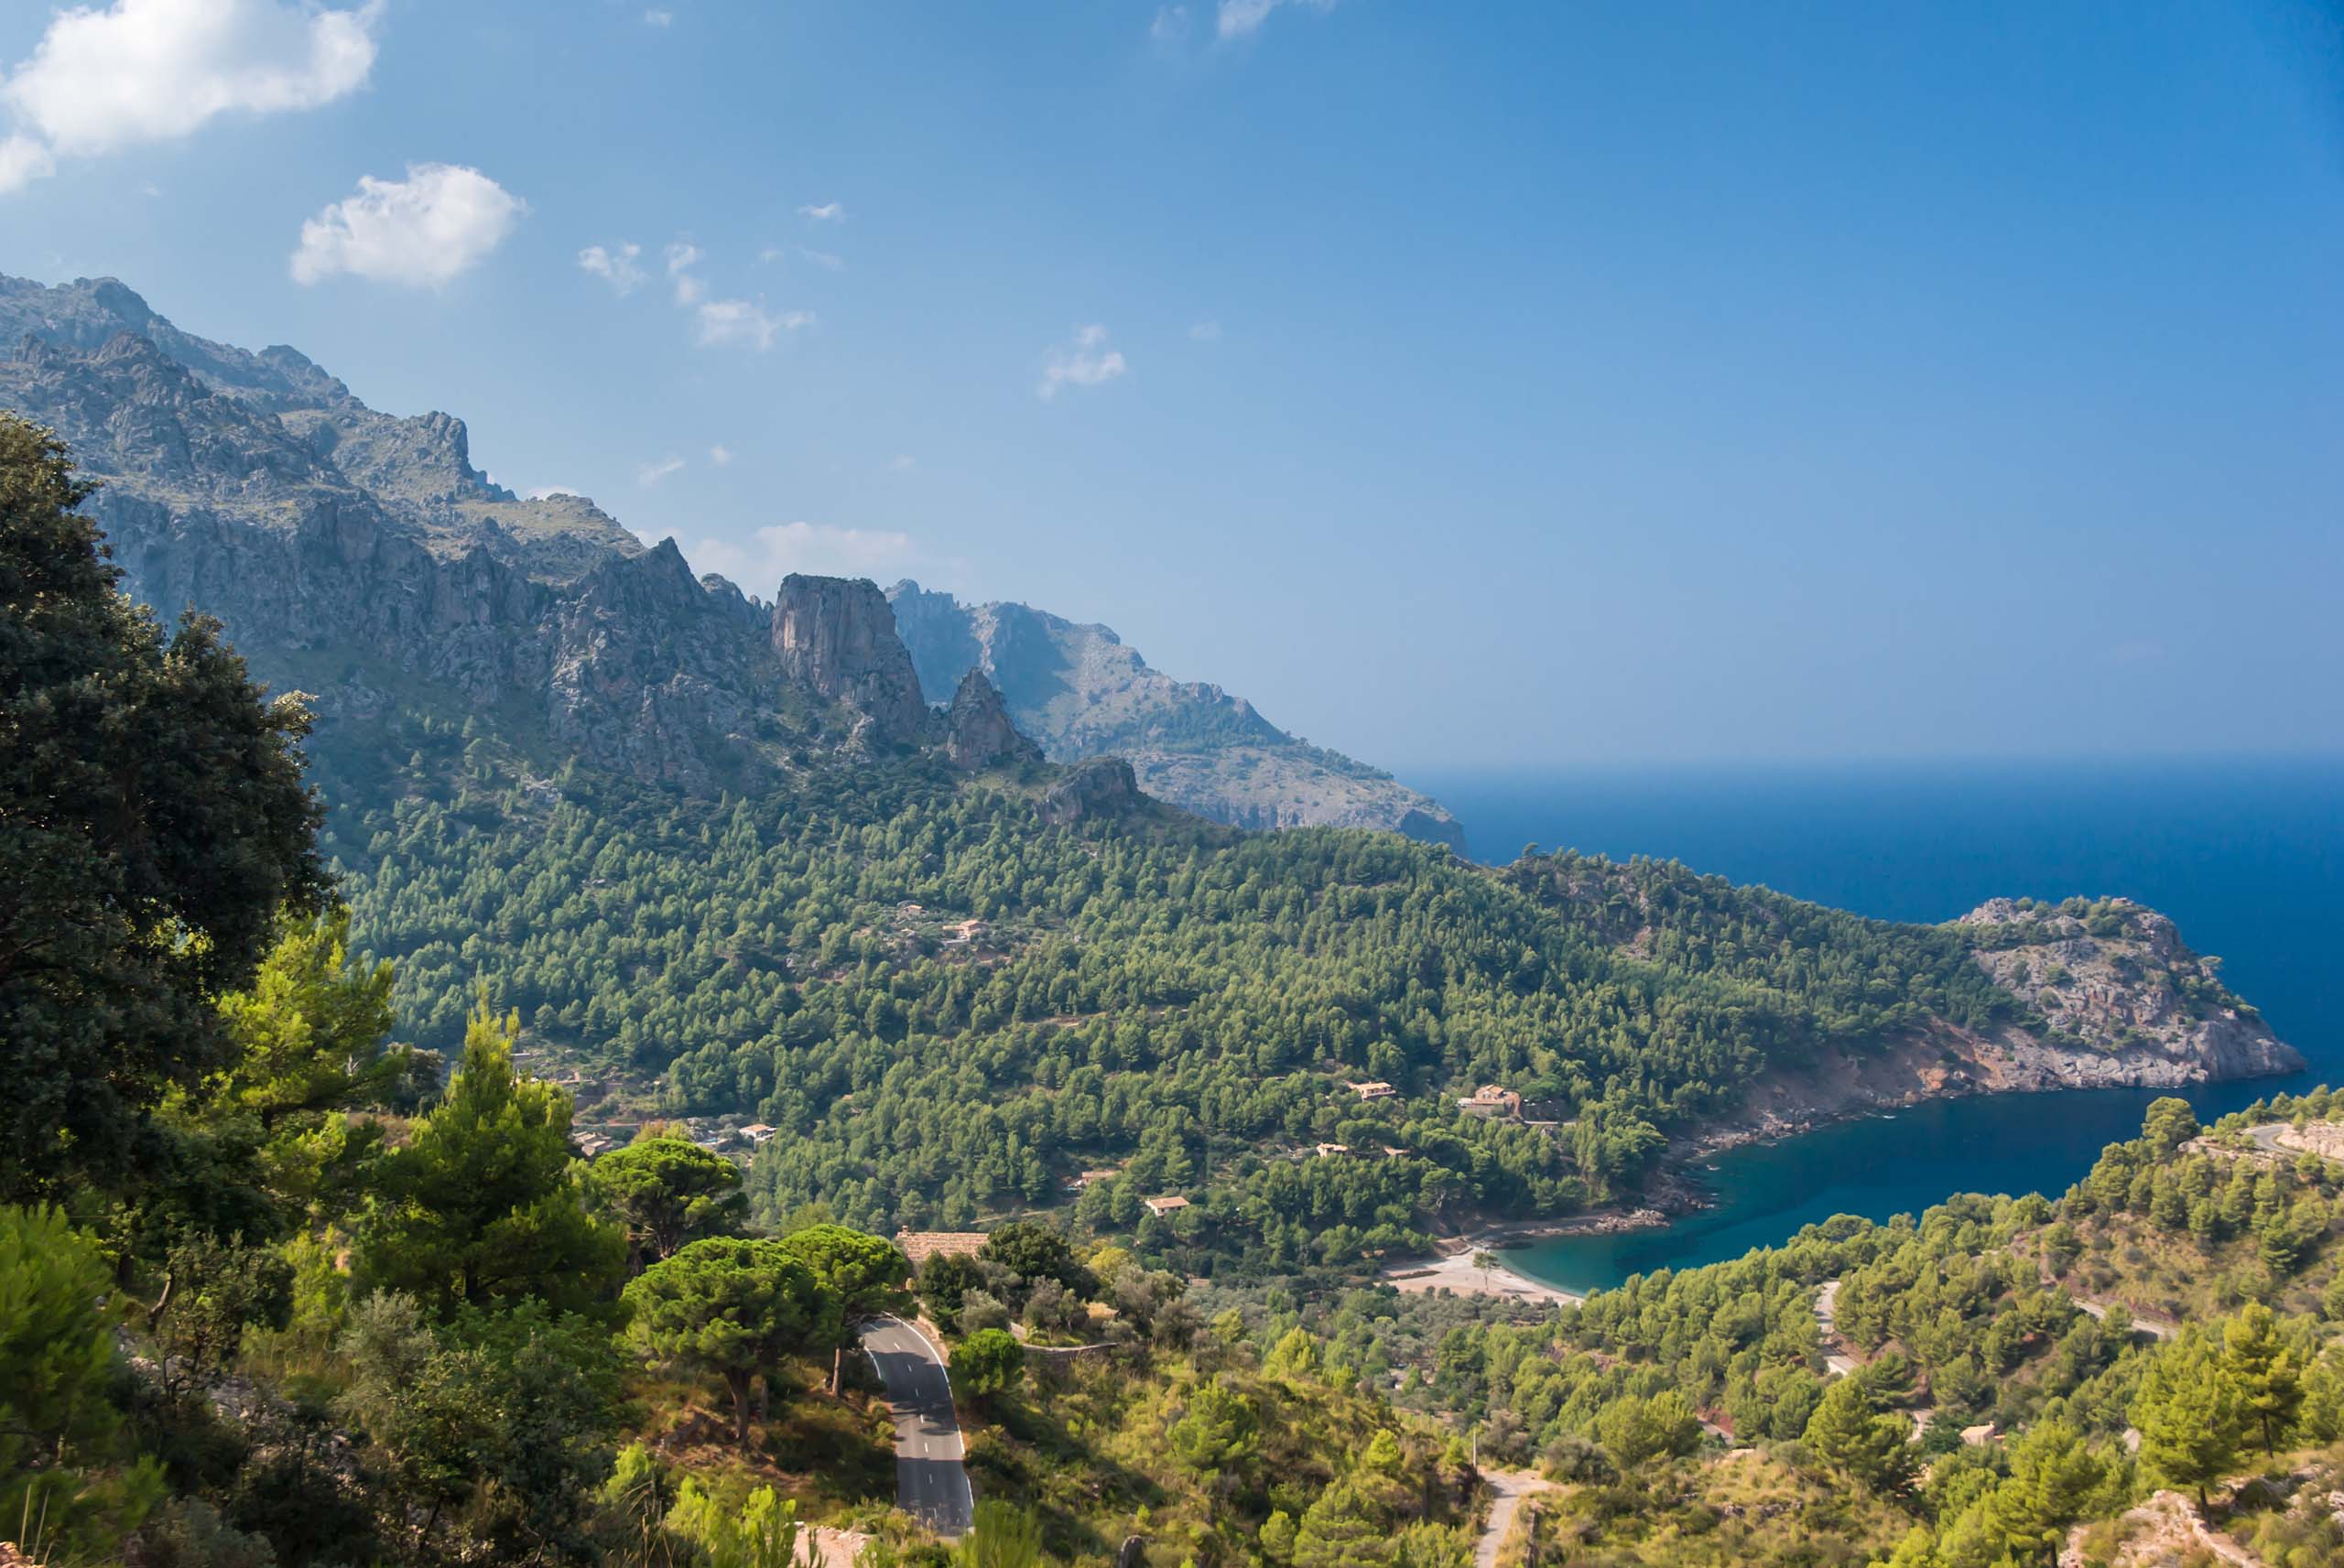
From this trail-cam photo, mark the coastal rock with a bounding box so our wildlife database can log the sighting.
[1038,758,1144,826]
[770,575,929,749]
[1959,897,2303,1085]
[943,670,1043,771]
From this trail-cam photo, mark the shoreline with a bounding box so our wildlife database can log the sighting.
[1380,1244,1586,1306]
[1389,1063,2313,1305]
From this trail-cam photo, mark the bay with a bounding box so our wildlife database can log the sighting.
[1410,756,2344,1296]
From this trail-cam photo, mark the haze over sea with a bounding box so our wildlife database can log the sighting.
[1414,756,2344,1295]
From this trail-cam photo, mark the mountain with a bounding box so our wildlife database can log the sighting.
[0,272,1459,844]
[888,582,1467,851]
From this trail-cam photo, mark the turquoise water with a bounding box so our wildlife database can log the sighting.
[1413,758,2343,1296]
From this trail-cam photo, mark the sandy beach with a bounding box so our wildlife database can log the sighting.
[1381,1247,1585,1306]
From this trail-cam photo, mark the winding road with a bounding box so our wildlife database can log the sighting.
[861,1315,975,1540]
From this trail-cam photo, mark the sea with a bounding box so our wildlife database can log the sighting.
[1409,757,2344,1296]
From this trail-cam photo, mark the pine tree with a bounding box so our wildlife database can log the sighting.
[2221,1303,2303,1456]
[2132,1334,2244,1514]
[356,995,625,1317]
[1802,1377,1914,1493]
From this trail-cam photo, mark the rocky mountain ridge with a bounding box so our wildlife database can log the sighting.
[886,580,1466,849]
[0,271,1460,841]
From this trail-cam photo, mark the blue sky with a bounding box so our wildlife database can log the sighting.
[3,0,2339,770]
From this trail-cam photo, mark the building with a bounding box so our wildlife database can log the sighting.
[1346,1080,1396,1100]
[895,1229,989,1265]
[1143,1195,1191,1217]
[1314,1142,1351,1158]
[739,1123,778,1145]
[1458,1084,1524,1119]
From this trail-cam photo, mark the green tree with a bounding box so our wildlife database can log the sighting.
[356,994,625,1318]
[2132,1334,2244,1513]
[1980,1421,2119,1566]
[667,1477,800,1568]
[977,1220,1095,1300]
[588,1136,748,1266]
[957,1499,1045,1568]
[1596,1391,1700,1471]
[147,1231,293,1402]
[337,1291,621,1558]
[2221,1303,2303,1457]
[0,417,325,1200]
[212,908,407,1132]
[951,1327,1026,1409]
[2141,1097,2200,1157]
[624,1236,835,1449]
[776,1223,912,1394]
[1802,1377,1913,1493]
[0,1204,164,1553]
[1290,1479,1388,1568]
[919,1251,985,1332]
[1169,1375,1259,1473]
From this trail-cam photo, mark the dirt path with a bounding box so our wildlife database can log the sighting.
[1815,1280,1860,1376]
[1474,1468,1553,1568]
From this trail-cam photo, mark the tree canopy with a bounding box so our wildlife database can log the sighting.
[0,415,324,1199]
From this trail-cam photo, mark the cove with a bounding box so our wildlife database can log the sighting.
[1414,756,2344,1299]
[1506,1077,2294,1297]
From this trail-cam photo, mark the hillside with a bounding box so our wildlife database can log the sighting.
[889,581,1466,849]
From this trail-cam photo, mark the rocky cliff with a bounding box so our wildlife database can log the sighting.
[1957,896,2303,1085]
[1,272,1464,847]
[887,580,1466,849]
[944,670,1044,772]
[770,575,928,748]
[0,276,1036,794]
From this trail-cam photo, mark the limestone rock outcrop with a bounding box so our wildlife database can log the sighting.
[944,670,1044,771]
[1038,758,1144,826]
[1958,897,2304,1085]
[770,575,928,748]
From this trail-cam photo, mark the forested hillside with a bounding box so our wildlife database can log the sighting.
[1358,1089,2344,1566]
[317,716,2048,1269]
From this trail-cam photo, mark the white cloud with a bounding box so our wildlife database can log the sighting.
[797,200,843,222]
[708,444,733,466]
[1151,5,1190,43]
[526,484,587,500]
[1188,319,1222,341]
[0,0,382,192]
[637,456,685,487]
[665,240,705,304]
[1217,0,1338,39]
[1039,323,1129,399]
[290,163,524,287]
[685,521,963,590]
[0,134,54,193]
[797,246,843,272]
[642,7,673,26]
[695,298,811,351]
[889,453,916,472]
[578,241,646,295]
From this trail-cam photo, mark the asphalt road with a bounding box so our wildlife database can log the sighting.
[861,1315,974,1540]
